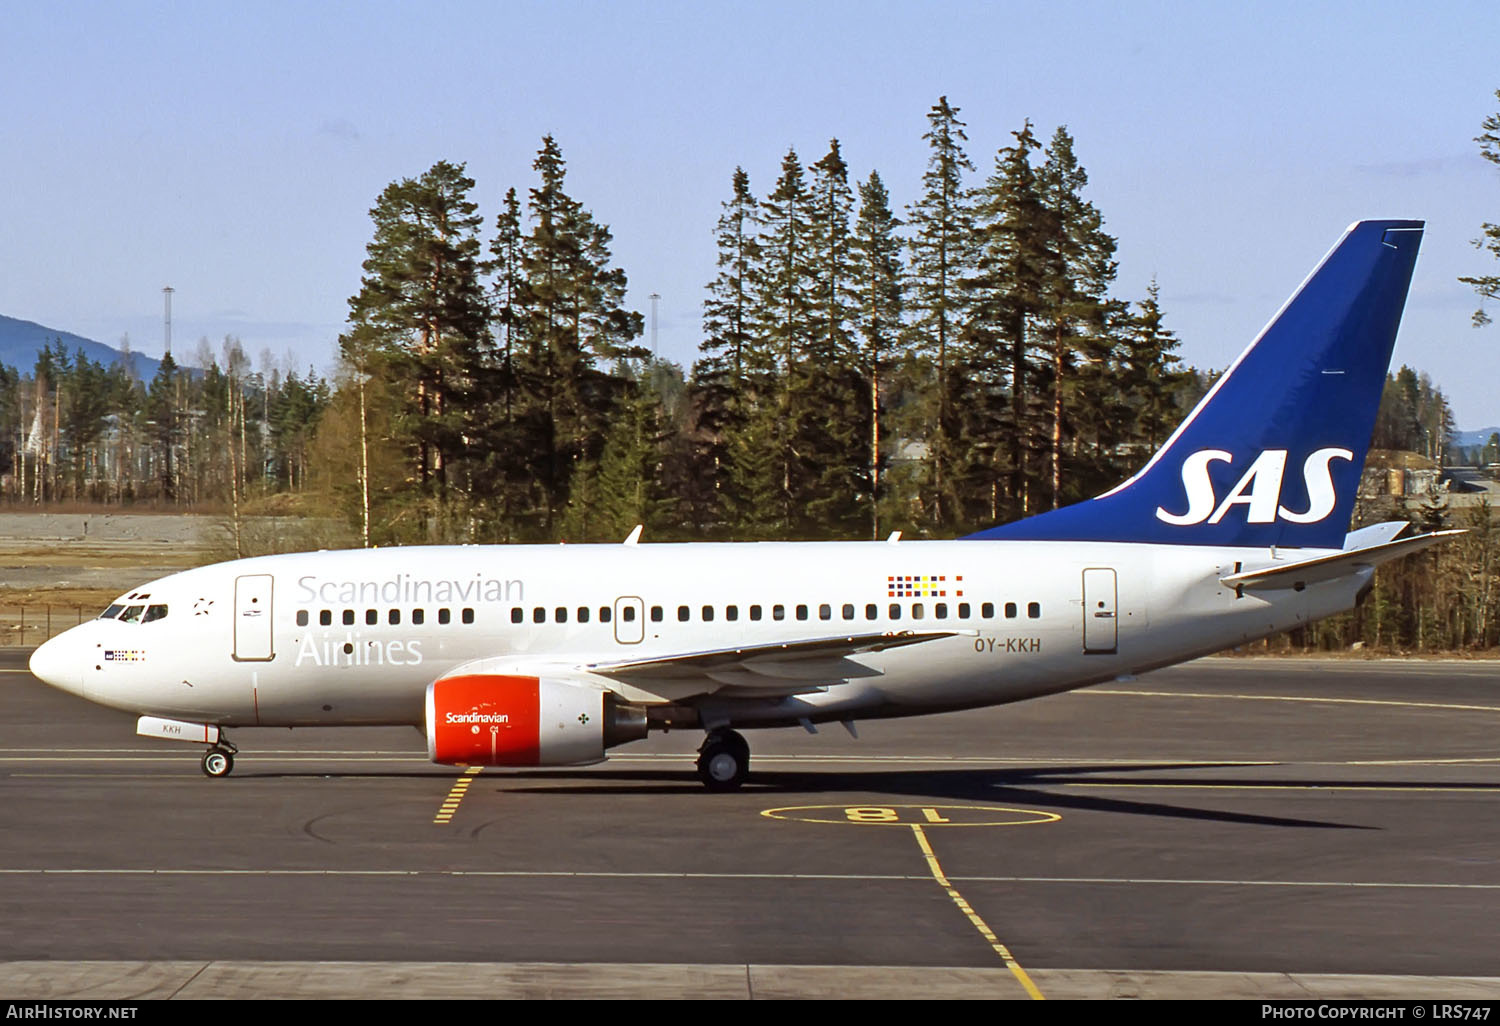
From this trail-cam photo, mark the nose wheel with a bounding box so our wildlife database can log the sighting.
[201,739,238,778]
[696,729,750,791]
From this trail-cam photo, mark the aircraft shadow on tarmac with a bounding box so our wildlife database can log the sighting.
[481,763,1388,830]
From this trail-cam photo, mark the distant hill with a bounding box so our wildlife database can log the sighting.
[0,314,164,380]
[1455,427,1500,448]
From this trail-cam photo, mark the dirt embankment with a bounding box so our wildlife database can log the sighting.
[0,514,230,640]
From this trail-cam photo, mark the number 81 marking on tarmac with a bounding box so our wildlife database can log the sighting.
[760,804,1060,827]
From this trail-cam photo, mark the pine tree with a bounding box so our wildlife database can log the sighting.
[1118,279,1184,451]
[799,139,866,536]
[905,97,976,528]
[519,136,645,534]
[695,167,763,529]
[1035,125,1120,507]
[851,170,904,538]
[750,148,815,528]
[485,186,537,538]
[968,119,1057,522]
[343,160,493,537]
[145,353,181,502]
[560,365,670,542]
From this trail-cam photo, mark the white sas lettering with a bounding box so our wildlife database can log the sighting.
[1155,447,1352,527]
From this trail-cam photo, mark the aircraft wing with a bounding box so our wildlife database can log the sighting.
[1220,530,1464,591]
[586,630,963,698]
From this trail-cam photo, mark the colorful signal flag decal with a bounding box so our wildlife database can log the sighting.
[103,650,146,662]
[887,575,963,598]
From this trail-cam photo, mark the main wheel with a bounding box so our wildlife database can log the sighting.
[201,748,235,778]
[696,731,749,791]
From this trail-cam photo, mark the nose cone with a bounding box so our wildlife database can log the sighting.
[30,634,82,696]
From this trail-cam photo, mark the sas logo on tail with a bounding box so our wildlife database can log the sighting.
[1154,448,1353,526]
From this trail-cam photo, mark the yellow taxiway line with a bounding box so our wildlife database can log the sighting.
[909,823,1044,1000]
[433,766,483,824]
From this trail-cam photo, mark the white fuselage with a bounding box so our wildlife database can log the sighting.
[33,538,1364,731]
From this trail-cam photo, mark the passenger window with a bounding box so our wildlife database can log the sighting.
[622,607,635,623]
[578,607,590,623]
[389,609,401,625]
[935,603,948,619]
[462,608,475,624]
[509,608,521,624]
[651,606,663,622]
[533,607,545,624]
[678,605,690,622]
[101,604,125,620]
[887,604,901,620]
[343,609,355,626]
[320,610,332,626]
[1005,602,1018,619]
[555,607,568,623]
[912,603,925,620]
[750,605,762,621]
[366,609,377,625]
[120,605,145,624]
[982,602,995,618]
[819,604,832,620]
[440,608,452,624]
[796,604,808,621]
[143,605,168,623]
[1028,602,1042,619]
[842,604,855,620]
[600,607,612,623]
[959,602,971,618]
[296,610,309,627]
[700,605,713,621]
[412,609,425,625]
[726,605,739,621]
[865,603,877,620]
[773,604,785,621]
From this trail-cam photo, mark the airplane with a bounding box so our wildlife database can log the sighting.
[28,219,1457,790]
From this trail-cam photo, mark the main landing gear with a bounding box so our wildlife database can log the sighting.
[201,737,238,778]
[696,728,750,792]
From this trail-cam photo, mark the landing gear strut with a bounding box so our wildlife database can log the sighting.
[696,728,750,791]
[201,737,238,778]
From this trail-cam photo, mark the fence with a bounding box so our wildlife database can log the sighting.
[1,607,88,647]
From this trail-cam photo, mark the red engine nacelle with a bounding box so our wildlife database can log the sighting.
[425,674,647,767]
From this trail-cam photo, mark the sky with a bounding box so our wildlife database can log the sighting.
[3,0,1499,428]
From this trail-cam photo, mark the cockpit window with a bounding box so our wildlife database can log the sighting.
[142,605,168,623]
[119,605,145,624]
[100,604,125,620]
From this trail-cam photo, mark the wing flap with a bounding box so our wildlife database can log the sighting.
[587,630,961,695]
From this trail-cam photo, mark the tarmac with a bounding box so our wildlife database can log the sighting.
[2,651,1499,999]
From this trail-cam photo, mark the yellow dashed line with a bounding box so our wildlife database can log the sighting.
[433,766,483,824]
[909,823,1044,1001]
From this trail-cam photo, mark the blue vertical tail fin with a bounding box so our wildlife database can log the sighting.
[967,219,1423,547]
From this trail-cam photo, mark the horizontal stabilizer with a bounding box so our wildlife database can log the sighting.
[1342,521,1410,550]
[1220,530,1463,590]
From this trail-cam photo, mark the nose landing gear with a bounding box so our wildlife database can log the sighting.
[696,728,750,791]
[201,737,239,778]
